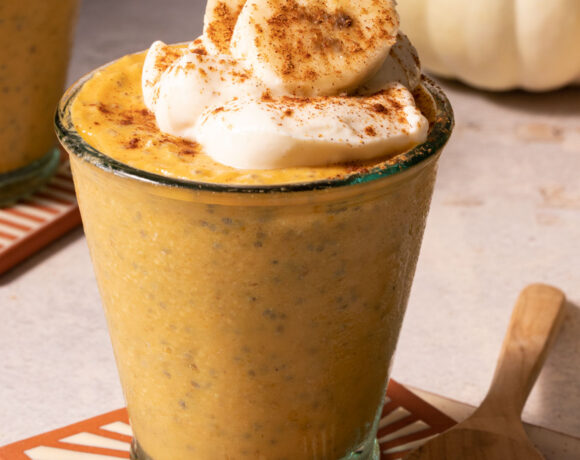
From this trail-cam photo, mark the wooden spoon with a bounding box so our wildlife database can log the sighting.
[404,283,566,460]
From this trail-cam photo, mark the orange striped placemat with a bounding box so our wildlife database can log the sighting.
[0,160,81,275]
[0,380,456,460]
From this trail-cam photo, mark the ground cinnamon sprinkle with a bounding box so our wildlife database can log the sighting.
[280,94,311,106]
[261,90,273,102]
[126,137,140,149]
[153,46,184,76]
[390,99,403,111]
[119,115,134,126]
[364,126,377,136]
[126,108,157,131]
[97,103,111,114]
[113,104,202,157]
[230,69,251,83]
[397,114,408,125]
[174,137,201,157]
[206,1,245,53]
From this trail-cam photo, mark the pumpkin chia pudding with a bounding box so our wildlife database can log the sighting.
[56,1,453,459]
[0,0,78,204]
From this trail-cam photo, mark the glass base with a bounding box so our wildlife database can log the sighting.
[130,437,379,460]
[130,440,151,460]
[0,149,60,207]
[129,398,382,460]
[353,438,380,460]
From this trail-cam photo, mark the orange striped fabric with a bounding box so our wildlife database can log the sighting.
[0,160,81,275]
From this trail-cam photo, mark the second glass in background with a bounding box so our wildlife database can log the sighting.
[0,0,78,206]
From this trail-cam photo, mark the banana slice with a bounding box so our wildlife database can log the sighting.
[231,0,399,96]
[203,0,247,54]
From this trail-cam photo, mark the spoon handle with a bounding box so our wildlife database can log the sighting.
[479,283,566,419]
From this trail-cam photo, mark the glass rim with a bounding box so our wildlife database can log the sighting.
[55,67,454,194]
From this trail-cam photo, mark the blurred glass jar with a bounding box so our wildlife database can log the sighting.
[0,0,79,206]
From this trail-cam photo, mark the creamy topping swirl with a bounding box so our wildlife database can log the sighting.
[142,0,428,170]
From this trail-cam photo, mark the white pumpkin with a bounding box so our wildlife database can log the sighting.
[397,0,580,91]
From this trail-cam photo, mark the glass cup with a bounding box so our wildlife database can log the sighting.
[56,72,453,460]
[0,0,78,206]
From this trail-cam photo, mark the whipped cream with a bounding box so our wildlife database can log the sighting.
[142,0,428,170]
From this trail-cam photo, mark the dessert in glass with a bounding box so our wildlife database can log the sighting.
[56,1,453,458]
[0,0,78,205]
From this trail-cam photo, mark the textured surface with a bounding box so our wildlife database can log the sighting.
[0,0,579,453]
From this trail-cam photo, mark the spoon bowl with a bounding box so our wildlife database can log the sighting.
[405,426,544,460]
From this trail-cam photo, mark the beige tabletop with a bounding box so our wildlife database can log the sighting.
[1,0,579,454]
